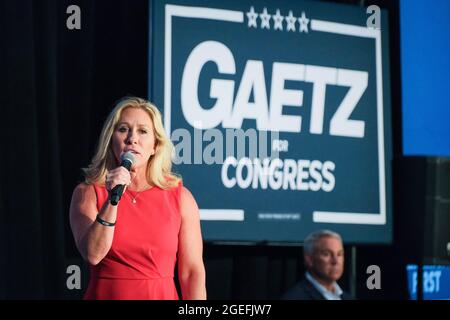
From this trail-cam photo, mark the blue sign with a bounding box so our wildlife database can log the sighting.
[401,0,450,157]
[407,265,450,300]
[149,0,393,243]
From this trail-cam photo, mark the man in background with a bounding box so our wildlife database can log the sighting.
[281,229,353,300]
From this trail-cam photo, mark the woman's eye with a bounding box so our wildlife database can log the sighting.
[118,127,128,133]
[140,129,147,134]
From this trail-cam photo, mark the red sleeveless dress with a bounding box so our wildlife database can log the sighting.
[84,182,182,300]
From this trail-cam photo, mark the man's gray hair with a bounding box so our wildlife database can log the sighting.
[303,229,343,254]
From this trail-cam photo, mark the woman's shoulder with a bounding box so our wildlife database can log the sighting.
[73,182,91,193]
[180,184,192,196]
[70,182,99,209]
[178,185,199,220]
[72,182,100,200]
[73,182,98,192]
[180,185,198,206]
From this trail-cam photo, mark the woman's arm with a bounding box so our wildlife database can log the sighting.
[177,187,207,300]
[69,183,118,265]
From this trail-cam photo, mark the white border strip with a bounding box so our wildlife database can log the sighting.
[200,209,245,221]
[311,19,378,38]
[164,4,243,135]
[313,212,383,225]
[311,20,386,225]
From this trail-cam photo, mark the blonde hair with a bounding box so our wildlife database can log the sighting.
[83,96,181,189]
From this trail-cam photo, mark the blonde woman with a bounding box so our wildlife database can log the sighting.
[69,97,206,300]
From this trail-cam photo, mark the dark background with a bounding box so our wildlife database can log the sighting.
[1,0,449,299]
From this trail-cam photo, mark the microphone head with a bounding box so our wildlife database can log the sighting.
[121,151,135,165]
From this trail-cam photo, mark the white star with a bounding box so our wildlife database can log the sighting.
[298,11,309,33]
[259,7,271,30]
[272,9,284,31]
[285,10,296,32]
[246,6,258,28]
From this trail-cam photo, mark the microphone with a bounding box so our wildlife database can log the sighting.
[110,151,135,206]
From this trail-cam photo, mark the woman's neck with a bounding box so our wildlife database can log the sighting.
[128,166,151,191]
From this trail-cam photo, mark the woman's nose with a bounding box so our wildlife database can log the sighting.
[126,131,138,144]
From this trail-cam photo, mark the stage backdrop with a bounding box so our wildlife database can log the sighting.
[149,0,393,244]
